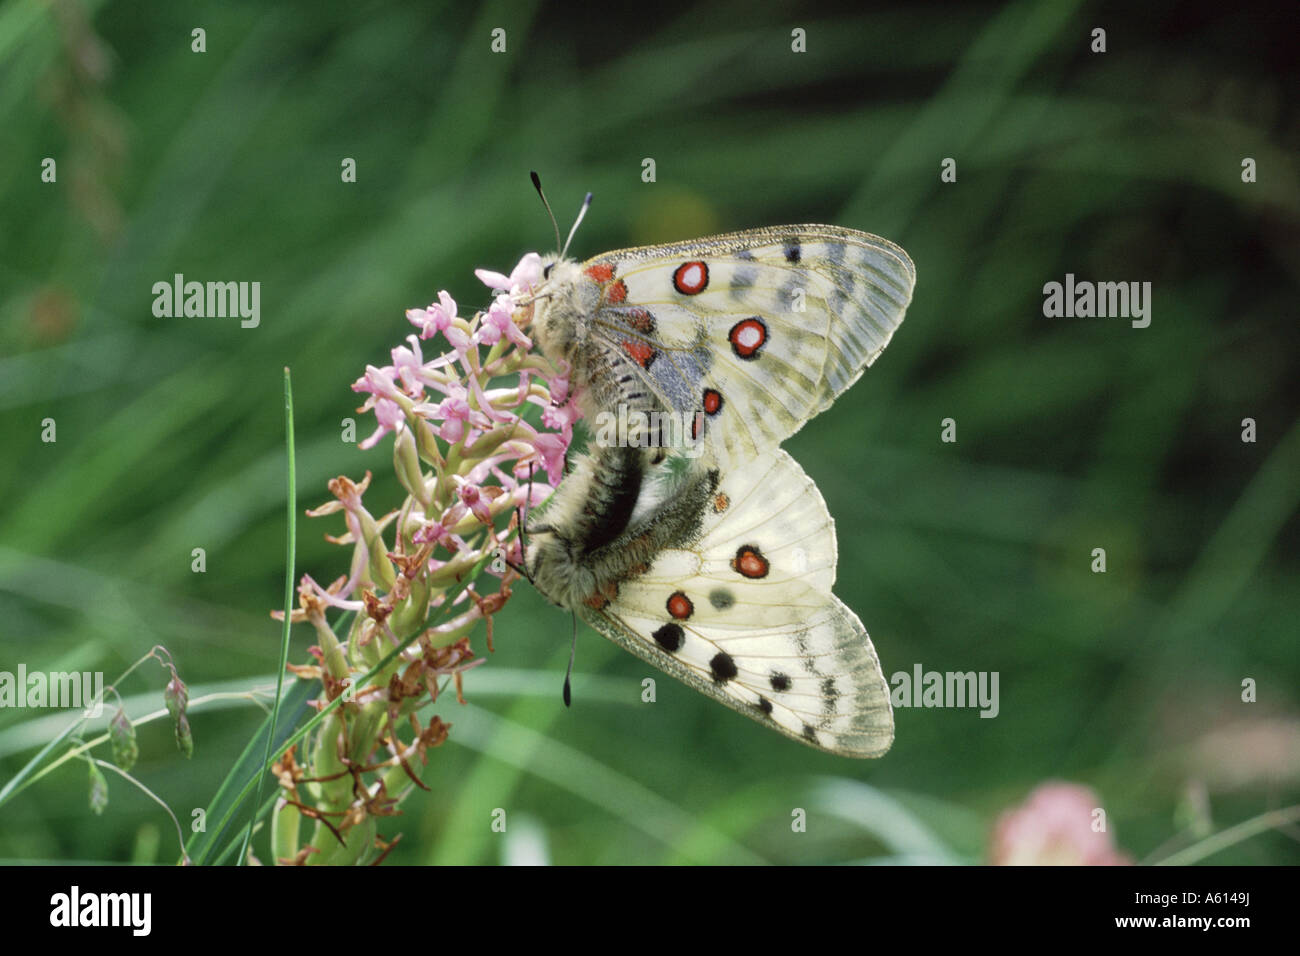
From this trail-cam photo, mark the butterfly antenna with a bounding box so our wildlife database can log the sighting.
[530,171,562,254]
[562,612,578,707]
[560,192,594,259]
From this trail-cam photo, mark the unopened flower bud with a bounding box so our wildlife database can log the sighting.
[110,708,138,772]
[88,761,109,815]
[165,675,194,758]
[175,712,194,759]
[458,483,492,525]
[164,675,188,721]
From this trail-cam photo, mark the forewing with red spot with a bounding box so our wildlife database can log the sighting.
[580,225,915,466]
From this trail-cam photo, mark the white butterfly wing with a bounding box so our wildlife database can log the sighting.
[587,225,915,465]
[580,448,894,757]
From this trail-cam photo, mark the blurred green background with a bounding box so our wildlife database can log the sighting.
[1,0,1296,865]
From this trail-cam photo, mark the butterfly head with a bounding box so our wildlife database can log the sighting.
[525,256,597,366]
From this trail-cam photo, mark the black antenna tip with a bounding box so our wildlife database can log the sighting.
[530,170,542,189]
[583,192,594,206]
[563,610,579,707]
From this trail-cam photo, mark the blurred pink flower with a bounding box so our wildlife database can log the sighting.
[478,295,532,349]
[390,335,425,394]
[407,290,457,338]
[528,432,569,486]
[436,394,471,444]
[547,368,570,405]
[475,252,543,294]
[358,398,406,450]
[352,364,404,402]
[542,397,580,439]
[989,781,1131,866]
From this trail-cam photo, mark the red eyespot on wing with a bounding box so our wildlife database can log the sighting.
[666,591,694,620]
[728,318,767,359]
[713,493,730,513]
[625,308,655,334]
[673,261,709,295]
[621,340,657,368]
[732,545,769,579]
[606,279,628,304]
[702,388,723,415]
[584,264,615,282]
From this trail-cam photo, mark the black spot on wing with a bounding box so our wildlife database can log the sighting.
[652,623,684,652]
[710,652,738,684]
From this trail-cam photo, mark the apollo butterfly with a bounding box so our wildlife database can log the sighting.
[515,209,914,757]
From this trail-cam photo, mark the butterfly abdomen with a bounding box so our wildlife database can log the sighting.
[574,446,644,554]
[526,447,719,611]
[576,460,719,609]
[526,445,647,609]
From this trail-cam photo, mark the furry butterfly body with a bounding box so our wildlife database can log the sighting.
[526,444,717,613]
[525,445,893,757]
[526,224,915,464]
